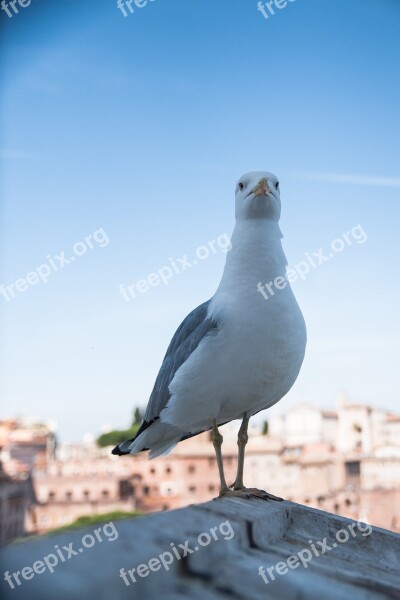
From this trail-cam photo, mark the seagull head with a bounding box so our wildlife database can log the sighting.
[234,171,281,222]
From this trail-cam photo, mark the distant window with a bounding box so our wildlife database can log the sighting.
[160,482,177,496]
[188,465,196,473]
[83,490,90,500]
[346,461,360,476]
[101,490,109,499]
[119,480,133,499]
[65,491,72,501]
[150,468,156,474]
[143,486,150,496]
[188,486,196,494]
[48,492,55,502]
[334,503,340,512]
[345,498,351,507]
[166,466,172,474]
[208,484,215,492]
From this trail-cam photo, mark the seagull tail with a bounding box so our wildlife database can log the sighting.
[111,420,182,458]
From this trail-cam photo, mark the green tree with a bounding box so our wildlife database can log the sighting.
[96,406,143,448]
[50,511,142,533]
[132,407,143,427]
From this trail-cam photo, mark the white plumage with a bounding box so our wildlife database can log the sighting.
[114,171,306,498]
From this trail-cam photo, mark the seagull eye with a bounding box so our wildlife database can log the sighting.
[238,182,245,191]
[275,181,279,190]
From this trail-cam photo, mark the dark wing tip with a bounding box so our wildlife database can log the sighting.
[111,427,151,456]
[111,445,125,456]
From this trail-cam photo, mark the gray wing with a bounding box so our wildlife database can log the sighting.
[138,299,217,437]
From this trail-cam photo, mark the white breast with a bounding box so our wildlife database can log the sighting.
[208,219,306,420]
[162,219,306,431]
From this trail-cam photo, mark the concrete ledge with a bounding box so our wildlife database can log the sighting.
[1,498,400,599]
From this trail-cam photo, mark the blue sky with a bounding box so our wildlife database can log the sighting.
[1,0,399,441]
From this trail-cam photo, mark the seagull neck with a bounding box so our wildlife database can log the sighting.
[220,219,288,285]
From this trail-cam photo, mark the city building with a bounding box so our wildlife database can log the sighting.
[0,460,35,546]
[1,395,400,538]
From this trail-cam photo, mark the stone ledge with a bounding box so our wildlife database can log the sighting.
[1,498,400,599]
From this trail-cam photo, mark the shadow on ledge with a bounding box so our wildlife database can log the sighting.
[1,497,400,599]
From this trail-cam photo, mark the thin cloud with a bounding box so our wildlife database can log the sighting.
[0,149,38,160]
[293,171,400,188]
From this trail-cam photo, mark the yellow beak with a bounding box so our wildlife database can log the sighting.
[251,177,271,197]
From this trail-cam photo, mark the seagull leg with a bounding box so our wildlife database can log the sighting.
[232,413,250,490]
[212,419,229,495]
[228,414,283,501]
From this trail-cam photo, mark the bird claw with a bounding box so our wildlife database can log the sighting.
[219,487,283,501]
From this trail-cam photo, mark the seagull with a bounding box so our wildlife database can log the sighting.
[113,171,307,499]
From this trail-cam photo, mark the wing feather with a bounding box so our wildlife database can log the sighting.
[112,299,217,454]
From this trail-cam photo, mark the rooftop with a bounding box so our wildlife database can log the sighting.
[1,497,399,599]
